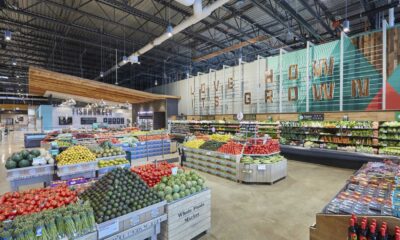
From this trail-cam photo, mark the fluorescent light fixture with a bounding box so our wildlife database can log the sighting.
[123,56,128,64]
[4,30,11,41]
[0,76,9,79]
[100,71,104,78]
[343,20,350,33]
[166,24,173,38]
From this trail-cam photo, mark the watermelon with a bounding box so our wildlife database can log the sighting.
[29,149,41,157]
[11,153,22,162]
[26,155,34,162]
[20,150,29,159]
[18,160,31,168]
[5,160,17,169]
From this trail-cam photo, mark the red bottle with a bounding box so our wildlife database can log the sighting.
[348,218,358,240]
[368,225,377,240]
[359,221,368,240]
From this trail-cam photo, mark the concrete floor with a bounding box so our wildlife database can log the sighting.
[0,131,354,240]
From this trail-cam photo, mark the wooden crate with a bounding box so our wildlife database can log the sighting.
[160,189,211,240]
[310,213,400,240]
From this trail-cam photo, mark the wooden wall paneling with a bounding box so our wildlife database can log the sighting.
[0,104,29,110]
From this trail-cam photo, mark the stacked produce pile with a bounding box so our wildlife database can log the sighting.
[183,139,205,149]
[56,146,96,166]
[97,138,120,144]
[56,140,72,148]
[210,134,231,142]
[199,140,224,151]
[80,168,162,223]
[131,162,176,187]
[5,149,52,170]
[195,134,211,141]
[98,158,129,168]
[217,142,243,155]
[137,134,170,142]
[74,133,94,139]
[380,147,400,156]
[0,202,96,239]
[244,139,280,155]
[241,155,284,164]
[89,141,125,158]
[154,170,205,202]
[0,185,77,221]
[119,136,139,146]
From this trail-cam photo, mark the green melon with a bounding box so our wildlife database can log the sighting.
[11,153,22,162]
[18,159,31,168]
[5,160,17,169]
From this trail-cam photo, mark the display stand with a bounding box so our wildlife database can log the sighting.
[183,147,240,182]
[309,213,400,240]
[73,231,98,240]
[97,201,166,240]
[6,164,55,191]
[57,161,97,180]
[160,189,211,240]
[238,158,287,184]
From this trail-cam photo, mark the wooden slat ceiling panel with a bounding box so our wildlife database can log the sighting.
[28,67,179,104]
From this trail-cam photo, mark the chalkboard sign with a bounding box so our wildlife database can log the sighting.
[299,113,324,121]
[81,117,97,125]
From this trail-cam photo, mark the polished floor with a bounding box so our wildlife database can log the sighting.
[0,131,353,240]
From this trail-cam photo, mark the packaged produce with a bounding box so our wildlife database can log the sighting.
[217,142,243,155]
[210,134,231,142]
[0,185,77,221]
[98,158,129,168]
[183,139,205,149]
[199,140,225,151]
[0,202,96,239]
[80,168,163,223]
[56,145,96,166]
[153,169,206,202]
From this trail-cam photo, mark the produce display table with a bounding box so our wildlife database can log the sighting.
[238,158,287,184]
[57,161,97,180]
[160,189,211,240]
[97,200,167,240]
[126,140,171,160]
[6,164,55,191]
[183,147,240,182]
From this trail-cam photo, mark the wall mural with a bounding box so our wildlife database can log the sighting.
[181,27,400,115]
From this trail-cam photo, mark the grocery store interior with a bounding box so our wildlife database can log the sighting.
[1,0,400,239]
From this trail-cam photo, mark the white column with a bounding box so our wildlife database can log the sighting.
[340,32,345,111]
[383,20,387,110]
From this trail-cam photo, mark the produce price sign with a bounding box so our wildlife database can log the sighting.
[98,220,119,239]
[298,113,324,121]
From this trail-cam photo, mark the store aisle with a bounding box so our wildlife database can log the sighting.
[199,160,353,240]
[0,133,353,240]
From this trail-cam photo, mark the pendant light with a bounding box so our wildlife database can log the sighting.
[155,80,158,86]
[100,31,104,78]
[166,3,173,38]
[11,58,16,66]
[122,31,128,64]
[4,30,11,41]
[343,0,350,32]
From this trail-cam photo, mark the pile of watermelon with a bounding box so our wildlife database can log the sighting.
[5,149,41,169]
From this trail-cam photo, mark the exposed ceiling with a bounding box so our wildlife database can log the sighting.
[0,0,398,96]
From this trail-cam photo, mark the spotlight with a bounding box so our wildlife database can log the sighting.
[100,71,104,78]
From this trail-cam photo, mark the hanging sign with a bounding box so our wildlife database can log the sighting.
[298,113,324,121]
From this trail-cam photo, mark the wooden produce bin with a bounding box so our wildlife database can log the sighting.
[160,189,211,240]
[310,213,400,240]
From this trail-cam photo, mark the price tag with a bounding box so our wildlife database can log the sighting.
[257,164,267,170]
[224,154,229,159]
[98,220,119,239]
[130,215,140,226]
[171,167,178,175]
[36,227,43,236]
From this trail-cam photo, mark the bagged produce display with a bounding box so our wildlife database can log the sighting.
[153,169,206,202]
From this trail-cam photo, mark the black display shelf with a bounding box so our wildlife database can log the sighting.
[280,145,399,169]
